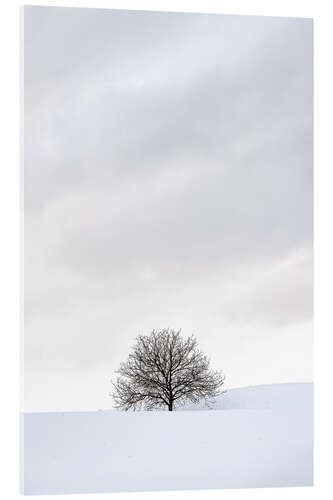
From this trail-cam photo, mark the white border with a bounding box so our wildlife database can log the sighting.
[1,1,332,499]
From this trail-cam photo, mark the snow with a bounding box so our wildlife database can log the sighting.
[22,383,313,495]
[181,382,313,410]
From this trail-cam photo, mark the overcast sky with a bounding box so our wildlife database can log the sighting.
[23,6,313,412]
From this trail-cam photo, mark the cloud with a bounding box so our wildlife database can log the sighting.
[23,7,313,411]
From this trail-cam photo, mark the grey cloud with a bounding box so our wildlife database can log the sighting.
[23,7,313,411]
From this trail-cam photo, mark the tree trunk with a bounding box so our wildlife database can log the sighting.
[168,401,173,411]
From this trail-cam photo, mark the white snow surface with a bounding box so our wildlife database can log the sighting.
[181,381,313,410]
[22,383,313,495]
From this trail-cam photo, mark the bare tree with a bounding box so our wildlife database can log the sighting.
[112,328,225,411]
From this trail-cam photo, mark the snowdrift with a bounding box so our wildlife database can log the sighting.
[181,381,313,410]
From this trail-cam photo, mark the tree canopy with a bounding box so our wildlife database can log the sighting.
[112,328,225,411]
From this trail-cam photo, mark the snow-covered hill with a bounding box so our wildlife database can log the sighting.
[181,382,313,410]
[22,383,313,495]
